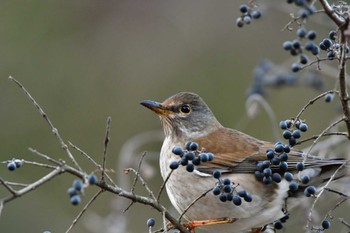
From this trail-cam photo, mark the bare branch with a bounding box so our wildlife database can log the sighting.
[101,116,112,182]
[157,169,174,201]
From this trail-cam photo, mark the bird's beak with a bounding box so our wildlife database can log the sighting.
[140,100,170,116]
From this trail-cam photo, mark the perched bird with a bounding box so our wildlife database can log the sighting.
[141,92,347,233]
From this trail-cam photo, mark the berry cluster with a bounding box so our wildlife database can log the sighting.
[236,4,261,28]
[287,0,316,19]
[6,158,24,171]
[319,30,349,60]
[67,174,97,206]
[280,119,308,147]
[212,170,252,206]
[169,142,214,173]
[282,27,319,72]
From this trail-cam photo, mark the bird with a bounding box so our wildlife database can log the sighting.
[140,92,348,233]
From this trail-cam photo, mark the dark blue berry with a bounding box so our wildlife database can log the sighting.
[322,220,331,229]
[207,153,214,161]
[189,142,198,151]
[223,185,232,193]
[255,171,264,180]
[169,161,179,170]
[200,153,208,162]
[244,193,253,202]
[88,174,98,185]
[251,10,261,19]
[272,157,281,165]
[185,141,192,150]
[272,173,282,183]
[266,149,275,160]
[263,176,272,185]
[192,157,201,166]
[219,194,227,202]
[283,41,293,51]
[233,195,242,205]
[147,218,156,227]
[292,130,301,139]
[237,190,247,198]
[283,130,292,139]
[280,153,289,161]
[172,146,183,156]
[180,158,188,166]
[279,161,288,172]
[73,179,83,191]
[296,162,304,171]
[243,15,252,24]
[311,46,320,55]
[236,18,244,27]
[300,54,308,64]
[7,162,16,171]
[70,195,81,206]
[305,42,315,51]
[262,160,271,169]
[297,27,307,38]
[185,152,195,161]
[329,30,336,40]
[275,144,284,153]
[67,187,78,197]
[223,178,231,185]
[291,63,301,72]
[14,159,24,168]
[299,123,308,132]
[283,145,291,153]
[292,40,301,49]
[213,187,221,195]
[324,93,333,102]
[307,31,317,40]
[301,175,310,184]
[319,42,328,51]
[186,163,194,172]
[289,181,299,191]
[284,172,294,181]
[263,168,272,177]
[213,170,221,179]
[323,39,332,48]
[305,185,316,195]
[289,137,297,147]
[327,50,336,60]
[240,4,249,13]
[274,221,284,230]
[226,193,233,201]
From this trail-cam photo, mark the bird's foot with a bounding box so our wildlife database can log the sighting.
[183,217,237,233]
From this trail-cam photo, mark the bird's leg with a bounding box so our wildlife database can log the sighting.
[251,228,262,233]
[183,217,237,232]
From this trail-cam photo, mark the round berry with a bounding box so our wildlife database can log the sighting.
[322,220,331,229]
[7,161,16,171]
[169,160,179,170]
[219,194,227,202]
[324,93,333,102]
[305,42,315,51]
[233,195,242,206]
[289,137,297,147]
[223,178,231,185]
[147,218,156,227]
[243,15,252,24]
[275,144,284,153]
[212,187,221,196]
[184,152,195,161]
[283,130,292,139]
[251,10,261,19]
[323,39,332,48]
[236,18,244,28]
[70,195,81,206]
[180,158,188,166]
[283,145,291,153]
[263,176,272,185]
[185,141,192,150]
[327,51,336,60]
[296,162,304,171]
[284,172,294,181]
[272,157,281,165]
[272,173,282,183]
[292,130,301,139]
[274,221,284,230]
[244,193,253,202]
[289,181,299,192]
[172,146,183,156]
[200,153,208,162]
[329,30,337,40]
[189,142,198,151]
[192,157,201,166]
[299,123,308,132]
[67,187,78,197]
[297,27,307,38]
[88,174,98,185]
[262,160,271,169]
[223,185,232,193]
[263,168,272,177]
[239,4,249,13]
[292,40,301,49]
[255,171,264,181]
[186,163,194,172]
[237,190,247,198]
[213,170,221,179]
[266,149,275,160]
[307,31,317,40]
[279,161,288,172]
[305,185,316,195]
[291,63,301,72]
[280,153,289,161]
[301,175,310,184]
[311,46,320,55]
[226,193,233,201]
[300,54,308,64]
[207,153,214,161]
[73,179,83,191]
[283,41,293,51]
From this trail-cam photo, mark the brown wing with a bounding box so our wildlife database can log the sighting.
[194,127,345,175]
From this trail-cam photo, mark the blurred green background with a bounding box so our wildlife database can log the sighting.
[0,1,348,233]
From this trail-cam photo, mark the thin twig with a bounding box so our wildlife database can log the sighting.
[178,188,213,223]
[126,167,156,200]
[296,132,348,145]
[157,170,174,201]
[0,176,17,195]
[24,160,58,169]
[65,189,104,233]
[131,152,147,194]
[9,76,82,171]
[28,148,62,165]
[339,218,350,229]
[324,187,350,198]
[101,117,112,182]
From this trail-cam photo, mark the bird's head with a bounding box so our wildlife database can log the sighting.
[141,92,221,139]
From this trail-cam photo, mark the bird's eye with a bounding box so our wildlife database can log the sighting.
[179,104,191,114]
